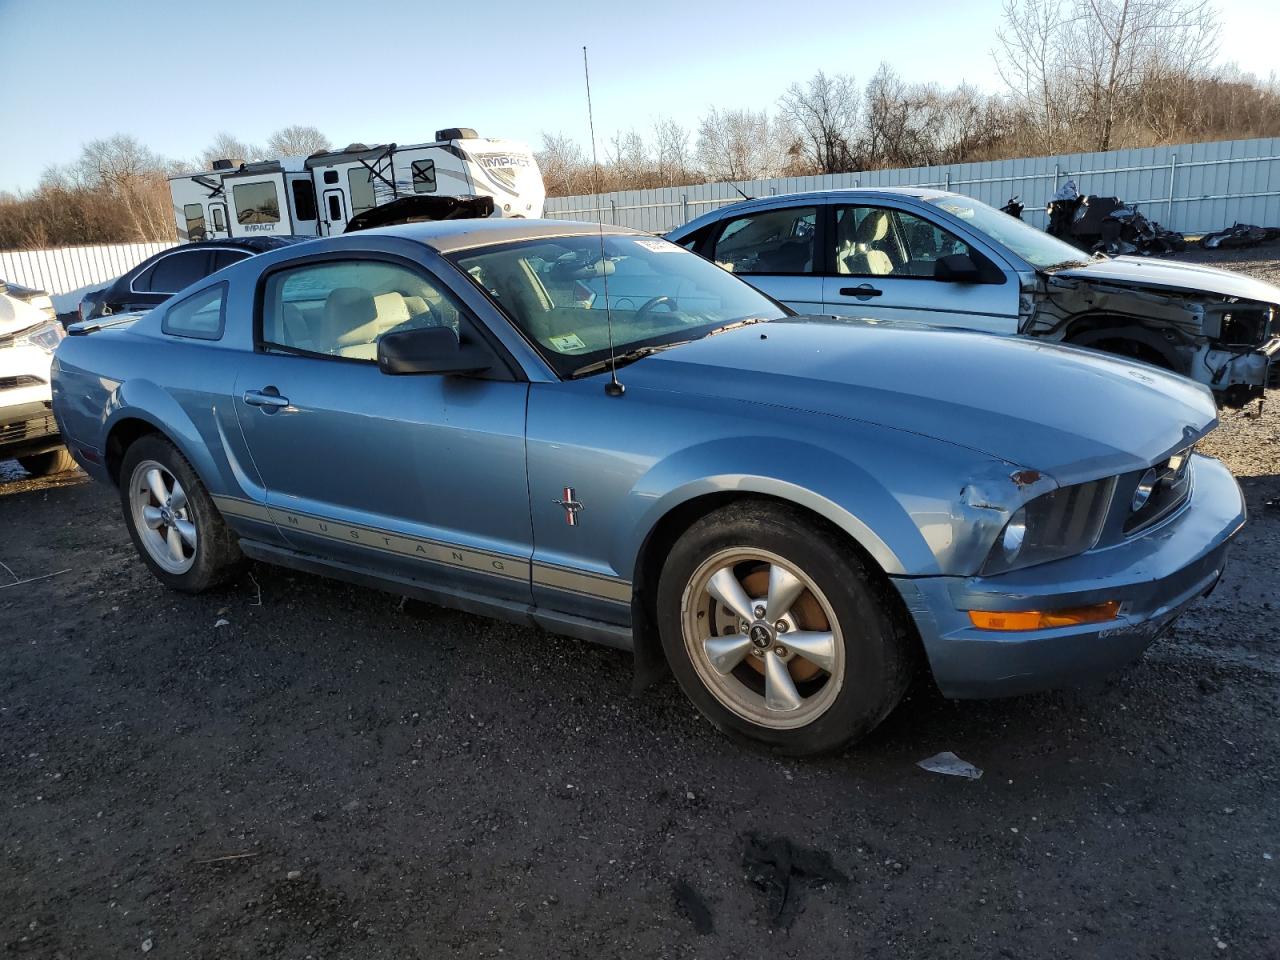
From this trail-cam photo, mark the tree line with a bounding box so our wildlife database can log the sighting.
[2,0,1279,249]
[0,126,331,250]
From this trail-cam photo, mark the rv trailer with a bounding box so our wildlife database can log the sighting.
[168,129,544,241]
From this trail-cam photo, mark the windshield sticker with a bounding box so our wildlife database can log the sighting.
[549,333,588,352]
[635,238,681,253]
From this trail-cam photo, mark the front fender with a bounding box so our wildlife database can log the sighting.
[616,436,939,578]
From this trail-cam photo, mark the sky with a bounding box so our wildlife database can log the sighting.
[0,0,1277,192]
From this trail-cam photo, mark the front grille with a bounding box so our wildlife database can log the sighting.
[1124,447,1194,535]
[0,375,45,391]
[0,414,57,444]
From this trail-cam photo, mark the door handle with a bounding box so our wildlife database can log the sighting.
[839,284,883,299]
[242,388,290,409]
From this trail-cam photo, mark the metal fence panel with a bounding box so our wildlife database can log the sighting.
[545,137,1280,236]
[0,241,177,300]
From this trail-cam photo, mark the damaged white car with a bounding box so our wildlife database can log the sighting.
[668,189,1280,406]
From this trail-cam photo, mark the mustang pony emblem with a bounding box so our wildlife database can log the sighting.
[553,487,583,526]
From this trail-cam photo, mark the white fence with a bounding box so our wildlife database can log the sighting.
[545,137,1280,236]
[0,241,178,308]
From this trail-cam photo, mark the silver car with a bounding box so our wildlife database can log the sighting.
[52,220,1246,755]
[667,189,1280,405]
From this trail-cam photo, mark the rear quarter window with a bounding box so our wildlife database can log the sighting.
[162,282,227,341]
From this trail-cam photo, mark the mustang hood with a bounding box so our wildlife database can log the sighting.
[624,318,1217,484]
[1052,255,1280,304]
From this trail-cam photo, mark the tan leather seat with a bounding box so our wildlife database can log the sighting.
[280,303,313,351]
[839,210,898,276]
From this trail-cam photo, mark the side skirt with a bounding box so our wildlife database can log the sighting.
[237,538,634,652]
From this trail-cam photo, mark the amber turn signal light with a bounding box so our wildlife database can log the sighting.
[968,601,1121,632]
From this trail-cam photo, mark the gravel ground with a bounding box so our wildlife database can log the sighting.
[1,249,1278,960]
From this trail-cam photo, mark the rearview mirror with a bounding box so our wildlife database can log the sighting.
[934,253,982,283]
[377,326,491,376]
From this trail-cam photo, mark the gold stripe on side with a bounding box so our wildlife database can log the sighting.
[213,496,632,602]
[212,495,271,522]
[532,563,632,603]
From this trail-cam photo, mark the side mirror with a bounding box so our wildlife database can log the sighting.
[377,326,491,376]
[934,253,982,283]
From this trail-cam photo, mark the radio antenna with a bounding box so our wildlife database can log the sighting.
[583,45,624,397]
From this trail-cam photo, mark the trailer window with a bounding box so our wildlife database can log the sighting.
[348,168,376,216]
[212,205,226,231]
[291,180,318,221]
[183,203,207,241]
[233,181,281,225]
[412,160,437,194]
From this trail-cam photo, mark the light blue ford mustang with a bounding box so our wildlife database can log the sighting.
[51,219,1246,755]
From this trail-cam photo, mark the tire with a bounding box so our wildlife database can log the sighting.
[17,447,77,476]
[118,434,243,592]
[656,501,915,756]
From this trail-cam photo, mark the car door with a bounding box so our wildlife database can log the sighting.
[705,203,824,313]
[821,203,1020,334]
[232,254,533,604]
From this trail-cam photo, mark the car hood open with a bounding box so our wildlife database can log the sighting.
[623,317,1217,484]
[1051,255,1280,304]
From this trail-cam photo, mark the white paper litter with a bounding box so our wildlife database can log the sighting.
[917,751,983,780]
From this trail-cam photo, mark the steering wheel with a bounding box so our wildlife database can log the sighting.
[635,295,678,320]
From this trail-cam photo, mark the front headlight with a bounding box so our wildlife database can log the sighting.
[15,320,65,353]
[983,477,1115,575]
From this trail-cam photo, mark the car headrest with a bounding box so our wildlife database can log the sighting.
[855,210,890,244]
[323,286,377,327]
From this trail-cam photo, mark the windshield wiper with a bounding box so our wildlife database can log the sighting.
[569,342,689,379]
[703,316,773,337]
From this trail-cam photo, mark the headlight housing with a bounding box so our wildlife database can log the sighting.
[983,477,1115,575]
[13,320,65,353]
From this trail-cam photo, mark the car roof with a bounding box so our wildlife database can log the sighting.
[353,218,643,254]
[669,187,960,235]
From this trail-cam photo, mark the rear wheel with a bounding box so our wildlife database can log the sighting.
[119,435,243,592]
[17,448,77,476]
[656,501,914,755]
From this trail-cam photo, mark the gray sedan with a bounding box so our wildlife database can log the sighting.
[53,219,1245,754]
[667,188,1280,405]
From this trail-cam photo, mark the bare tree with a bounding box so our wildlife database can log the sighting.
[695,108,786,182]
[535,131,590,197]
[994,0,1072,149]
[201,132,263,167]
[266,125,332,157]
[653,118,695,184]
[778,71,860,173]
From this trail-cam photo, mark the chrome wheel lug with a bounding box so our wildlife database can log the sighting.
[774,646,787,657]
[775,621,788,633]
[753,605,766,619]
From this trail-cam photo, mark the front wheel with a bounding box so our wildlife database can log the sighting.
[118,435,243,592]
[656,502,915,756]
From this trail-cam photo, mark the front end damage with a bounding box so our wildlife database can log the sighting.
[1020,272,1279,406]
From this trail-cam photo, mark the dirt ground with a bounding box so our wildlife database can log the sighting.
[2,249,1278,960]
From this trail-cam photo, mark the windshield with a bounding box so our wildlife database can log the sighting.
[927,195,1090,269]
[451,234,787,377]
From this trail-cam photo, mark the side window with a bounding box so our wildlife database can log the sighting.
[834,205,977,278]
[348,168,376,215]
[710,206,816,275]
[233,181,281,225]
[260,260,465,362]
[210,250,250,272]
[211,205,227,232]
[412,160,437,193]
[162,283,226,340]
[291,180,318,221]
[326,193,343,221]
[673,224,713,255]
[147,251,212,294]
[183,203,207,241]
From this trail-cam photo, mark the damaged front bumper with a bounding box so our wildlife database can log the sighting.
[893,454,1245,699]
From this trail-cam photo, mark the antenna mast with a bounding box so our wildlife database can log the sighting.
[583,45,624,397]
